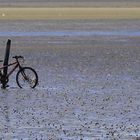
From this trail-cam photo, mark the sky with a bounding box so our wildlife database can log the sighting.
[0,0,140,2]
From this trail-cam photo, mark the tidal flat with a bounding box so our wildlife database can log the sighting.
[0,16,139,140]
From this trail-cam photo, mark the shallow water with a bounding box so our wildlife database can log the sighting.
[0,30,140,37]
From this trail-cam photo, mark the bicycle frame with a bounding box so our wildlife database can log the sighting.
[0,55,38,89]
[0,61,20,78]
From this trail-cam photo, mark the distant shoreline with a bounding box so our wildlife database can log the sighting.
[0,7,140,20]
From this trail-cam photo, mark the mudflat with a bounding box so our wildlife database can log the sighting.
[0,19,139,139]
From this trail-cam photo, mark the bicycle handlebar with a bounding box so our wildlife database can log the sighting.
[12,55,24,59]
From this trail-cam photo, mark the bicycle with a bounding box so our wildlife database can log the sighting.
[0,55,38,89]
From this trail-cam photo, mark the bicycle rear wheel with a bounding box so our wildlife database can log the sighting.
[16,67,38,88]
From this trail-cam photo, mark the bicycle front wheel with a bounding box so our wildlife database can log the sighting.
[16,67,38,88]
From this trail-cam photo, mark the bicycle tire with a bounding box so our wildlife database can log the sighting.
[16,67,38,88]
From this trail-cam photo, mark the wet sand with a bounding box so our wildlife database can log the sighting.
[0,7,140,140]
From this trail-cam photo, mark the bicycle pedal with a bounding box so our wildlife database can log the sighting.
[1,85,9,89]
